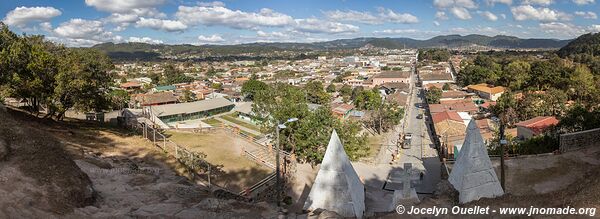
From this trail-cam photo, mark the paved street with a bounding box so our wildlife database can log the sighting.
[395,67,442,194]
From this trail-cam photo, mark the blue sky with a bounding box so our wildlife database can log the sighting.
[1,0,599,46]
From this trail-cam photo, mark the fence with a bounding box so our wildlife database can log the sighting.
[125,117,284,202]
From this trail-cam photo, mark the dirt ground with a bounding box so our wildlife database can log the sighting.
[166,130,272,192]
[0,108,280,218]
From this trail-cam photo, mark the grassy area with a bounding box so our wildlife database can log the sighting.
[367,134,384,158]
[202,118,222,126]
[220,114,262,133]
[165,130,271,192]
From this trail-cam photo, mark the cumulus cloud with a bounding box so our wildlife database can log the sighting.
[51,18,122,47]
[434,21,441,26]
[135,18,188,32]
[127,36,163,44]
[294,18,359,34]
[377,8,419,23]
[197,1,226,7]
[478,11,498,21]
[521,0,553,5]
[450,7,472,20]
[539,22,584,37]
[175,5,294,30]
[510,5,571,21]
[197,34,225,43]
[84,0,166,13]
[435,11,449,20]
[572,0,594,5]
[3,6,61,27]
[433,0,478,9]
[486,0,512,5]
[575,11,597,19]
[323,10,382,24]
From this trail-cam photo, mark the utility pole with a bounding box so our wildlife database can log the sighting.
[499,122,506,191]
[275,121,281,206]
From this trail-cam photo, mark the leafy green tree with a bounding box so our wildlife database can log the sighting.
[305,81,330,104]
[340,84,352,97]
[354,90,382,110]
[109,89,130,110]
[425,87,442,104]
[350,86,363,101]
[491,91,518,126]
[568,64,596,103]
[211,82,222,91]
[501,60,531,91]
[160,63,193,85]
[442,83,450,91]
[241,78,268,100]
[181,89,196,102]
[530,60,561,90]
[326,83,336,93]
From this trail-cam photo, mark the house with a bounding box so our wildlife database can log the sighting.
[379,82,409,95]
[135,92,179,107]
[429,100,478,115]
[467,83,505,101]
[440,90,471,101]
[371,71,410,86]
[153,85,176,93]
[386,92,409,106]
[120,81,142,91]
[432,110,467,158]
[331,103,355,118]
[233,102,257,123]
[515,116,559,140]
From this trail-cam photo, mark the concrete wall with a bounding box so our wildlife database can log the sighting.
[560,128,600,152]
[517,126,535,140]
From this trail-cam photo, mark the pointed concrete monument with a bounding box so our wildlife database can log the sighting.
[303,130,365,218]
[449,119,504,204]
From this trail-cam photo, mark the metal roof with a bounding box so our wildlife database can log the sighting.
[150,97,234,117]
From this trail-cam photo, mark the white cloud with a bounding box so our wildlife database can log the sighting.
[51,18,122,47]
[575,11,597,19]
[84,0,166,13]
[135,18,188,32]
[510,5,571,21]
[294,18,359,34]
[486,0,512,5]
[3,6,61,27]
[500,13,507,19]
[435,11,449,20]
[539,22,584,37]
[450,7,472,20]
[127,36,163,44]
[478,11,498,21]
[175,5,294,30]
[377,8,419,24]
[374,29,419,34]
[256,30,289,38]
[434,21,441,26]
[572,0,594,5]
[589,25,600,32]
[197,1,226,7]
[521,0,553,5]
[434,0,478,9]
[323,10,381,24]
[197,34,225,43]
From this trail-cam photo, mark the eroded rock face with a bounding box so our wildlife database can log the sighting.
[0,140,9,161]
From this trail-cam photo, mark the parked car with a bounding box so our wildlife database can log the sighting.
[402,138,412,149]
[417,114,423,119]
[404,133,412,140]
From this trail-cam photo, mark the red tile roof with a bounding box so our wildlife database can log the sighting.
[515,116,559,135]
[432,110,463,124]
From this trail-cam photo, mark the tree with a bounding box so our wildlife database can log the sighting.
[181,89,196,102]
[50,49,114,119]
[491,91,518,126]
[241,78,268,100]
[326,83,336,93]
[211,82,222,91]
[305,81,330,104]
[340,84,352,97]
[501,60,531,91]
[109,89,130,110]
[161,63,193,85]
[350,86,363,101]
[252,83,368,164]
[354,90,382,111]
[568,64,596,103]
[442,83,450,91]
[426,87,442,104]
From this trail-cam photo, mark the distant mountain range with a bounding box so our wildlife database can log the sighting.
[92,34,572,60]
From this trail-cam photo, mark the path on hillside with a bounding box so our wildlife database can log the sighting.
[214,117,263,136]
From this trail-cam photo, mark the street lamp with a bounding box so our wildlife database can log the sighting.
[275,117,298,207]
